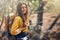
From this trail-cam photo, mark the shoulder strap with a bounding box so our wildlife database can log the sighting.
[7,14,10,27]
[6,14,12,37]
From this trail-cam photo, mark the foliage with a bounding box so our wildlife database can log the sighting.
[0,0,60,16]
[44,0,60,13]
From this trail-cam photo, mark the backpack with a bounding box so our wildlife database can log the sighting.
[6,13,16,40]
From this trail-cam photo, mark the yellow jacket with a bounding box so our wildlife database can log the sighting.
[10,16,28,35]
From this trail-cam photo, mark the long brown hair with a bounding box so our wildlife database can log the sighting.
[16,2,28,22]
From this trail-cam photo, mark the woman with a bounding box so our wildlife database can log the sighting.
[10,3,29,40]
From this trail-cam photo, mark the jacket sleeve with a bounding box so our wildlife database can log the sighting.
[10,16,23,35]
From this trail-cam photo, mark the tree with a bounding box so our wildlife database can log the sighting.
[37,0,47,25]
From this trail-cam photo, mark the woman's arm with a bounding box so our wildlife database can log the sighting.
[10,16,23,35]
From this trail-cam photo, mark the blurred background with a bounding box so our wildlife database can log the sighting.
[0,0,60,25]
[0,0,60,40]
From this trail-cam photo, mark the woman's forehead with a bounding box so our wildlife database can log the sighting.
[21,3,26,6]
[21,4,27,8]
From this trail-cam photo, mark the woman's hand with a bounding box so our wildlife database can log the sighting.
[25,21,29,27]
[16,29,21,34]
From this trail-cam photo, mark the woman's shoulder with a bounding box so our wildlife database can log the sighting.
[15,16,22,20]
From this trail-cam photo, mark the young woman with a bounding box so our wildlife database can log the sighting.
[10,3,29,40]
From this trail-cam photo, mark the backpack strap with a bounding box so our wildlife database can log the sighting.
[6,14,11,37]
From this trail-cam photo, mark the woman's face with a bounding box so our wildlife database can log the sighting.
[21,4,27,15]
